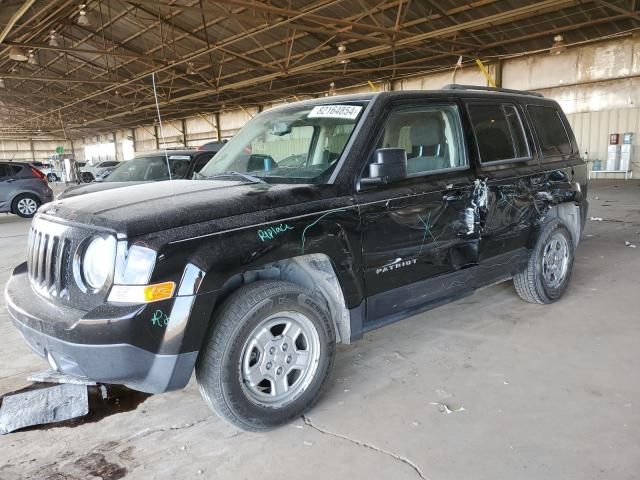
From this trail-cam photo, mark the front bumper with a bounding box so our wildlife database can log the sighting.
[5,263,201,393]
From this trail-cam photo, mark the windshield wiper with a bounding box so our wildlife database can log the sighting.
[199,171,267,184]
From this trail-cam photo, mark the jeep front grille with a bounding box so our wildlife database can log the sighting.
[27,220,72,298]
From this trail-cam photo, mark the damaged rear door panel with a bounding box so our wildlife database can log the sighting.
[464,101,545,266]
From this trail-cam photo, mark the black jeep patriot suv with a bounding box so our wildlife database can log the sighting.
[6,85,587,431]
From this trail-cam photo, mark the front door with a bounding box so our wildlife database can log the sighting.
[356,103,479,324]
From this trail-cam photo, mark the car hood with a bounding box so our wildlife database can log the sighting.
[58,181,148,199]
[41,180,331,238]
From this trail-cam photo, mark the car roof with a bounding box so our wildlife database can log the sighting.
[269,86,554,112]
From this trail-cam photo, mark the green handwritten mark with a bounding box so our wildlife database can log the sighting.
[417,211,439,255]
[151,310,170,327]
[300,208,348,254]
[258,224,294,242]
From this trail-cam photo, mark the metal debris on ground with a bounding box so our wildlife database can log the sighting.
[0,384,89,434]
[429,401,465,414]
[28,369,97,386]
[625,241,637,248]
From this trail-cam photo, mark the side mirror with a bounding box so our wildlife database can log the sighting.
[359,148,407,189]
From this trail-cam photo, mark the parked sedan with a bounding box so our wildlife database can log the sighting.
[58,150,214,199]
[0,162,53,218]
[79,160,120,183]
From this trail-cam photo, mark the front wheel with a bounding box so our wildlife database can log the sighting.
[81,172,94,183]
[12,194,41,218]
[196,280,335,431]
[514,218,575,304]
[46,173,58,182]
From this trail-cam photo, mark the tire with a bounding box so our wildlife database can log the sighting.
[81,172,94,183]
[196,280,336,431]
[514,218,575,304]
[12,194,41,218]
[46,173,58,182]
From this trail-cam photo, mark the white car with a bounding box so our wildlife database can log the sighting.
[79,161,120,182]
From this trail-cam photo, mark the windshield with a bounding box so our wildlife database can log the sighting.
[198,102,366,184]
[105,156,191,182]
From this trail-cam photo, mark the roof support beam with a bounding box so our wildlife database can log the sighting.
[591,0,640,22]
[0,0,37,44]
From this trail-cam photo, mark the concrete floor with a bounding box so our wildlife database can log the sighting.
[1,180,639,480]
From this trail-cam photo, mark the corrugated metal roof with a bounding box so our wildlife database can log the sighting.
[0,0,637,138]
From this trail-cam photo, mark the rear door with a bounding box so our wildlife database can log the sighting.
[356,102,479,324]
[464,100,544,263]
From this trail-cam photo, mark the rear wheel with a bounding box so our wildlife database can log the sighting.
[12,194,40,218]
[196,280,335,431]
[81,172,94,183]
[46,173,58,182]
[514,219,575,304]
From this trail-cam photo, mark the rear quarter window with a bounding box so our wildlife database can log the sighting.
[527,105,573,157]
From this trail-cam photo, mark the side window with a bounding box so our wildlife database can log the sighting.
[527,105,573,156]
[0,165,7,179]
[372,105,466,176]
[467,103,530,163]
[504,106,529,158]
[193,155,213,173]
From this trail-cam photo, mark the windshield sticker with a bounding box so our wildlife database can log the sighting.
[308,105,362,120]
[258,224,294,242]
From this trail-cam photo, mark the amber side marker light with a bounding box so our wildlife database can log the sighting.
[144,282,176,302]
[108,281,176,304]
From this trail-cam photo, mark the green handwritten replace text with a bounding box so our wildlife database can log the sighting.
[258,223,294,242]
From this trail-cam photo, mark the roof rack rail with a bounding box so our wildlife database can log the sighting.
[442,84,544,98]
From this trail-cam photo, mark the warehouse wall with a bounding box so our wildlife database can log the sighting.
[0,139,77,163]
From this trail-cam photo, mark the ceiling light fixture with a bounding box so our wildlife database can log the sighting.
[27,51,38,65]
[77,4,90,26]
[9,46,28,62]
[186,62,197,75]
[550,35,566,55]
[328,81,336,96]
[0,78,5,88]
[48,30,59,47]
[336,43,349,64]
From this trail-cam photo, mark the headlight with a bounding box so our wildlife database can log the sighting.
[108,243,174,304]
[114,244,157,285]
[82,236,117,290]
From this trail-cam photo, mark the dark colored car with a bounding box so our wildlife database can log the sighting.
[58,150,215,199]
[0,162,53,218]
[197,140,228,153]
[5,86,588,431]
